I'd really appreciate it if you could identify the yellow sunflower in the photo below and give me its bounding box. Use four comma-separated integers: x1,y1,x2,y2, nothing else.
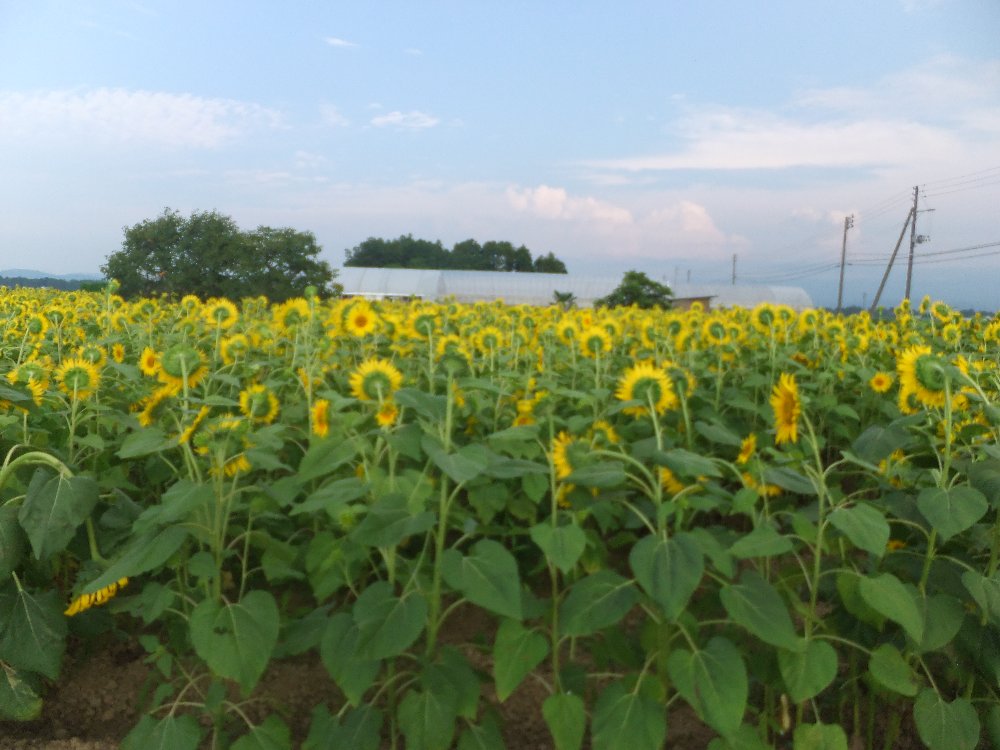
869,372,894,393
896,345,947,409
736,433,757,465
551,431,588,480
311,398,331,438
220,333,250,365
349,358,403,401
615,361,677,417
376,400,399,428
770,373,801,445
138,346,160,377
345,303,379,338
111,343,126,364
580,326,612,358
158,343,208,389
56,357,101,400
204,298,239,329
64,578,129,617
239,383,280,424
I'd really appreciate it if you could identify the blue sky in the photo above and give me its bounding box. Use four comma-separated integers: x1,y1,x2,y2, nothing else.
1,0,999,309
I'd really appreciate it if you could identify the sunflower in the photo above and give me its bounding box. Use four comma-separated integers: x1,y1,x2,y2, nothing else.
376,400,399,428
940,322,961,347
274,298,311,330
220,333,250,365
580,326,612,358
615,361,677,417
239,383,280,424
64,578,129,617
736,433,757,465
345,303,379,338
138,346,160,377
701,317,730,347
111,343,126,364
178,405,211,445
137,384,177,427
868,372,894,393
659,467,685,496
56,357,101,400
770,373,801,445
158,343,207,389
204,298,239,329
349,358,403,401
311,398,331,438
896,345,947,408
551,431,588,480
590,419,620,447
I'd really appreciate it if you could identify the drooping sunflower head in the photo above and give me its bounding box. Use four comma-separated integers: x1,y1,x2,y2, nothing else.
615,361,677,418
349,358,403,401
274,298,311,331
701,317,730,347
896,345,948,408
769,372,801,445
551,431,590,480
76,343,107,369
580,326,612,358
590,419,620,447
56,357,101,400
736,433,757,465
239,383,280,424
220,333,250,365
158,342,207,389
940,322,961,347
930,300,952,324
751,303,777,334
204,298,239,330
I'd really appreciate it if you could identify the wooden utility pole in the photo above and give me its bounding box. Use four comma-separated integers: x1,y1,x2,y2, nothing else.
870,206,915,313
904,186,919,300
836,214,854,313
731,254,737,285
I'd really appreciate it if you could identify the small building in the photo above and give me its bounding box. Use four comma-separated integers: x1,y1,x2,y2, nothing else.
335,267,814,311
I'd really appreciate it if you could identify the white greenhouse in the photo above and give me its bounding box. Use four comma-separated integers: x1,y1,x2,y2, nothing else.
334,267,814,311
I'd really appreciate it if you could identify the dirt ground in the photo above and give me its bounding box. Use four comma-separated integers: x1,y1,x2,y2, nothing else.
0,608,921,749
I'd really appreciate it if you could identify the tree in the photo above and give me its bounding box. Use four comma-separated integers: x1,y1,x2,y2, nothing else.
343,235,568,273
533,252,568,274
102,208,335,300
552,290,577,310
595,270,673,309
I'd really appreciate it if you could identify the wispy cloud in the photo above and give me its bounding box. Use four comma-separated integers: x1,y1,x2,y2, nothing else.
370,110,440,129
320,103,350,127
324,36,358,48
586,56,1000,176
404,48,423,56
0,88,283,148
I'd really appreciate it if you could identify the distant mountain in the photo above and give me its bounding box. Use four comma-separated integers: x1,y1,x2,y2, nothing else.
0,268,103,281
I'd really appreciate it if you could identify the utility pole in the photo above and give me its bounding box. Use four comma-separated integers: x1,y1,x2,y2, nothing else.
836,214,854,313
731,254,737,285
904,186,919,301
870,206,915,313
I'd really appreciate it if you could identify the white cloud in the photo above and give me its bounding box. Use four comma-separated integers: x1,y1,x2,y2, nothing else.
587,57,1000,175
506,185,632,225
370,110,440,129
404,47,423,56
324,36,358,48
0,88,282,148
320,104,350,127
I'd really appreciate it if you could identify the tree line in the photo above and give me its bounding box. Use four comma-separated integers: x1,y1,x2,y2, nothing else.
344,235,567,274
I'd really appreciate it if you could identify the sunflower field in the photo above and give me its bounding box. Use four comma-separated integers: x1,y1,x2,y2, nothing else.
0,285,999,750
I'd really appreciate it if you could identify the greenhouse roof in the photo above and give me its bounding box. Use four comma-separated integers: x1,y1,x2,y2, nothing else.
335,268,814,310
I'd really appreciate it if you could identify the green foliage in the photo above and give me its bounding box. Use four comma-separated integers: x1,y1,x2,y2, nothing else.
344,234,568,273
102,208,336,300
594,269,673,309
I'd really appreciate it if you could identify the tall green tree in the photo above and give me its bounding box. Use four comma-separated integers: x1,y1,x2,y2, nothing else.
595,270,673,309
102,209,335,300
343,235,567,273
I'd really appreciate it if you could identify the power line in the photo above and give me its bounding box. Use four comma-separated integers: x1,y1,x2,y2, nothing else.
923,177,1000,199
848,240,1000,264
921,165,1000,189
